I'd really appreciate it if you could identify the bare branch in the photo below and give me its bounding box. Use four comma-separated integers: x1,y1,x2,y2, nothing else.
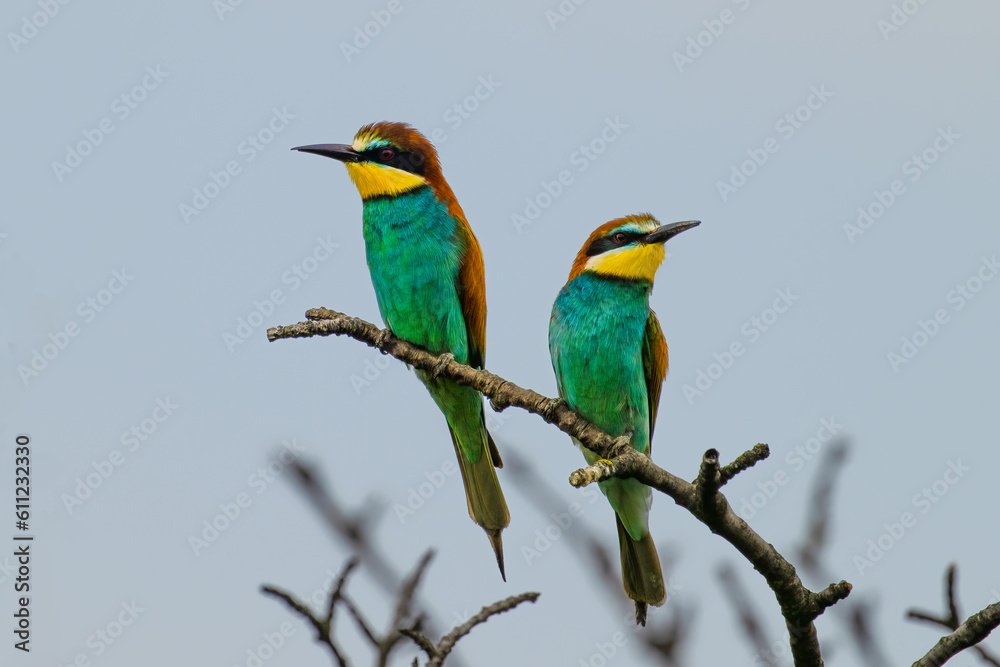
261,556,360,666
909,564,1000,667
719,443,771,486
285,458,459,657
911,602,1000,667
269,309,618,455
402,592,540,666
401,627,440,660
339,593,379,647
269,308,853,665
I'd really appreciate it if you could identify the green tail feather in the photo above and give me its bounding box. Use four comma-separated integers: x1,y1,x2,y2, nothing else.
449,426,510,580
616,515,665,625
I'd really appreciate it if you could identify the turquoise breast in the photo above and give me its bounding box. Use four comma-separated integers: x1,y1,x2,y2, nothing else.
362,186,469,363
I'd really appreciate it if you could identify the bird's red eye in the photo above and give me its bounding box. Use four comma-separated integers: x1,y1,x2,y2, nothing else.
614,232,627,243
379,148,395,161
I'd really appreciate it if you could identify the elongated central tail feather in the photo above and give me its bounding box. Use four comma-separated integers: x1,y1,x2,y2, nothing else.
449,426,510,579
616,515,665,625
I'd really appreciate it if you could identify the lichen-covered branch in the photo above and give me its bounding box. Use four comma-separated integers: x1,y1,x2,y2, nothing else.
268,308,850,666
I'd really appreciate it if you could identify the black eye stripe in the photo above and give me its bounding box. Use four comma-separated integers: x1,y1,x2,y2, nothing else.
585,231,644,257
361,145,426,176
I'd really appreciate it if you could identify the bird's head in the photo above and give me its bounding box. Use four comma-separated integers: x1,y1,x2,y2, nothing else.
568,214,700,283
293,122,441,200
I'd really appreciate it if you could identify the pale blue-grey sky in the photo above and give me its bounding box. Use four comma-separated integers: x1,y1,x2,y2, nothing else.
3,1,999,665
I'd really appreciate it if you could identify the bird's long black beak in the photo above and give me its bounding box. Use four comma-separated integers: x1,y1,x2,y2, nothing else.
644,220,701,244
291,143,362,163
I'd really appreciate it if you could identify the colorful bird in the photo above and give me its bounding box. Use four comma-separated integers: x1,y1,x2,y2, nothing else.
548,214,699,624
293,122,509,578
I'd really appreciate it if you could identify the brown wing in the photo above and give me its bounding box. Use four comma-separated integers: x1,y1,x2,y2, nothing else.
456,220,486,370
641,310,669,449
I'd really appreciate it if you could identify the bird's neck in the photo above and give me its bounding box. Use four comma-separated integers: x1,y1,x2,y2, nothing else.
561,272,652,310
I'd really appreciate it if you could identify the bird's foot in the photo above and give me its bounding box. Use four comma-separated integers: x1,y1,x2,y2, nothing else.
375,328,393,352
541,397,566,421
432,352,454,378
611,435,632,454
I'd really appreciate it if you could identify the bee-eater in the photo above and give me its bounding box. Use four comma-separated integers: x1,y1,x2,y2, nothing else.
548,214,699,624
292,122,510,578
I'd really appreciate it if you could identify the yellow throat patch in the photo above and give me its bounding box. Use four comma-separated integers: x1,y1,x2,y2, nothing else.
585,243,666,282
344,162,427,199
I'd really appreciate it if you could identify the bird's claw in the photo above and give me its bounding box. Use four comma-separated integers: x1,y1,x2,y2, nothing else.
375,328,393,352
542,397,566,421
611,435,632,453
432,352,454,378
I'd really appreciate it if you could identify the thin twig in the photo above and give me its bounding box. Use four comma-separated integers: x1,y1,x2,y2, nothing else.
402,592,540,666
286,459,455,659
261,556,360,666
